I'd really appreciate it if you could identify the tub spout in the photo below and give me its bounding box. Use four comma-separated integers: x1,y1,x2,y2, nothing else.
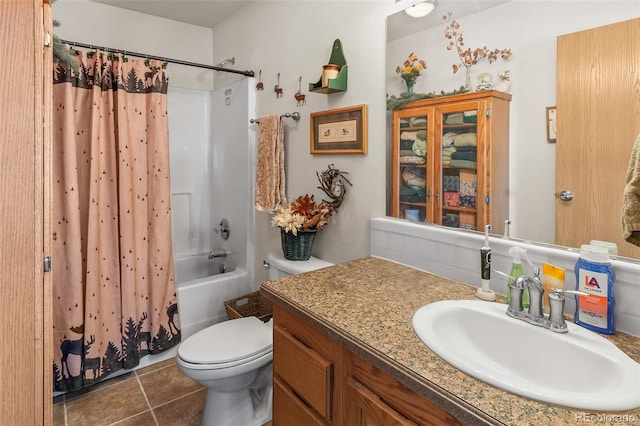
208,250,228,259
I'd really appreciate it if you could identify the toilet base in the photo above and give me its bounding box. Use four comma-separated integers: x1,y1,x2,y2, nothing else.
202,384,272,426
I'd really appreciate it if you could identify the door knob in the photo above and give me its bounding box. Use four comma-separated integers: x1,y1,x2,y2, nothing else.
559,190,573,201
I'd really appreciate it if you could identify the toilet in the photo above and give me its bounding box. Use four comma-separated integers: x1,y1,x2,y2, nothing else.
176,250,333,426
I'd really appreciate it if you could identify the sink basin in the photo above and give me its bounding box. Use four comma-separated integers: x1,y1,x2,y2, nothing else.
412,300,640,411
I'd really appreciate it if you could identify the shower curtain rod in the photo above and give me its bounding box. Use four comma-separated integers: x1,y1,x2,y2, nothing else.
60,39,255,77
250,112,301,124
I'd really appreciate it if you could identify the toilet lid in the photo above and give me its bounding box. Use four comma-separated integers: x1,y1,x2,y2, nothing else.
178,316,272,365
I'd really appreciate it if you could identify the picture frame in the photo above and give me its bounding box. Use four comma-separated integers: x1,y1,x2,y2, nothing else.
546,106,557,143
310,104,367,154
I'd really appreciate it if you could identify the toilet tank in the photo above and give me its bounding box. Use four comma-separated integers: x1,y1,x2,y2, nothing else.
267,250,333,280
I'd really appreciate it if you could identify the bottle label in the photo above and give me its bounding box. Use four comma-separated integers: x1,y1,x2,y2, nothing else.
577,268,609,329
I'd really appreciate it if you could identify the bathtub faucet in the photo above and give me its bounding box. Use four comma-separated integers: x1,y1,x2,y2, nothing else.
208,250,228,259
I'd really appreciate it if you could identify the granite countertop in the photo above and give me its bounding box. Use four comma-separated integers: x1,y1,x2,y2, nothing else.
260,256,640,426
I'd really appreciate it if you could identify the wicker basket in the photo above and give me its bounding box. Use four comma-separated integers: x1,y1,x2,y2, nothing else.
224,291,273,322
281,229,317,261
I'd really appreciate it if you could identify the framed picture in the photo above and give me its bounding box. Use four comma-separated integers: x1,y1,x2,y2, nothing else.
310,104,367,154
546,106,557,143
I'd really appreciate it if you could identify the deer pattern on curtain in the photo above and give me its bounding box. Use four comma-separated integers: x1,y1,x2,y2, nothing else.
52,51,180,392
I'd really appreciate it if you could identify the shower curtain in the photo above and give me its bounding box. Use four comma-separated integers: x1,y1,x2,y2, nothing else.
52,51,180,392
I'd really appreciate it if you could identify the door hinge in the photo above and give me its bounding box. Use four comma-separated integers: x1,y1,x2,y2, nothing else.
486,109,491,117
44,256,52,272
44,32,51,47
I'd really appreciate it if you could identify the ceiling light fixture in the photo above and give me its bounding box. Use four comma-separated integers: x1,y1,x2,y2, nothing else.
404,1,435,18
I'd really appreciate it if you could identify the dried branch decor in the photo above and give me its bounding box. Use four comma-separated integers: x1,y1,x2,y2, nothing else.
443,12,512,91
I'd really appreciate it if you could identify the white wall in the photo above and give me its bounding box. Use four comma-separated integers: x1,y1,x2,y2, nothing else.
212,1,396,284
386,1,639,246
53,0,215,91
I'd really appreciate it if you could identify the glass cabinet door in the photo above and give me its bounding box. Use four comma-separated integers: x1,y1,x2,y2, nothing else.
395,112,431,223
438,106,479,230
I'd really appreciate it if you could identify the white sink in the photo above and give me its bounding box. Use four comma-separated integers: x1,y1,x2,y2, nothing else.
412,299,640,411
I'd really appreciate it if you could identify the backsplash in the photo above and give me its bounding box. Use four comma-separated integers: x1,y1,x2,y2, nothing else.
370,217,640,337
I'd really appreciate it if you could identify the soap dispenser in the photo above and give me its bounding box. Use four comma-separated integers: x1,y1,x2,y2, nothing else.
506,247,529,307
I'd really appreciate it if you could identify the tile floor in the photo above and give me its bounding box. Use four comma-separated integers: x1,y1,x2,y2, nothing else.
53,358,207,425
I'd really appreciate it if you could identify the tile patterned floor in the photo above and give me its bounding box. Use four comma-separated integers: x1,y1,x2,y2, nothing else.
53,358,207,426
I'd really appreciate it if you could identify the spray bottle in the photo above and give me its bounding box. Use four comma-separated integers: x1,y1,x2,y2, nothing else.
506,247,525,305
476,225,496,301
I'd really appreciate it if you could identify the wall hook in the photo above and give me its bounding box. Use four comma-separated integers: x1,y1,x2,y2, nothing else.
274,72,283,98
295,76,306,107
256,69,264,90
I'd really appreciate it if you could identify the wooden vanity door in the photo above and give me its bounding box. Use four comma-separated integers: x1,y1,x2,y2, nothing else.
556,18,640,258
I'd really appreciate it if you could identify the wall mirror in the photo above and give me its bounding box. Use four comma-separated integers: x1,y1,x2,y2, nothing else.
386,2,640,261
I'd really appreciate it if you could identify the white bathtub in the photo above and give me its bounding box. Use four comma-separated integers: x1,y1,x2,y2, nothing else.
174,254,253,339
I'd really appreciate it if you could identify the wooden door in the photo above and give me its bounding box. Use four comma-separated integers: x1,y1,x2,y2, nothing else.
556,18,640,259
0,0,52,423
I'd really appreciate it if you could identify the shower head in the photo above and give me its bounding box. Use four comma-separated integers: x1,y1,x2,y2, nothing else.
217,57,235,67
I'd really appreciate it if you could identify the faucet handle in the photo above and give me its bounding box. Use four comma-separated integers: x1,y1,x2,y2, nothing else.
548,289,588,333
550,288,588,299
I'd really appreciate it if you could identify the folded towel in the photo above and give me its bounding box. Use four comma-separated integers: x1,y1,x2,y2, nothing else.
412,138,426,156
400,131,418,141
443,132,457,146
449,159,477,169
445,113,464,125
442,175,460,192
411,117,427,127
453,133,477,147
444,192,460,207
400,185,426,202
623,133,640,246
460,180,477,196
403,167,426,189
416,130,427,140
451,151,476,161
400,155,426,164
453,146,477,153
255,115,286,212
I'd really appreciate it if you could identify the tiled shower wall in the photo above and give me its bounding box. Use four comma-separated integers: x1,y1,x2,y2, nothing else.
370,217,640,337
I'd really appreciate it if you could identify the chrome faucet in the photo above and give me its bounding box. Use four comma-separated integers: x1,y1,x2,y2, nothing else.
208,249,228,259
506,268,587,333
506,268,546,327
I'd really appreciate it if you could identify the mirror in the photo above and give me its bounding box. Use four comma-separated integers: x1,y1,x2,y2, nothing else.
386,1,640,260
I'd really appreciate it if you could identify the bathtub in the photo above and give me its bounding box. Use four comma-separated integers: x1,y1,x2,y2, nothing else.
174,253,253,340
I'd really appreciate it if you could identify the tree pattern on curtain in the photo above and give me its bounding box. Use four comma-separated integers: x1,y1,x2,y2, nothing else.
52,51,179,392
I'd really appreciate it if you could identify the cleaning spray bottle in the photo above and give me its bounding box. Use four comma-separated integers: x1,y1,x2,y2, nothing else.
476,225,496,301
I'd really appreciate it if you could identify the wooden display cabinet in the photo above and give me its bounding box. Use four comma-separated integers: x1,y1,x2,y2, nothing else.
391,91,511,235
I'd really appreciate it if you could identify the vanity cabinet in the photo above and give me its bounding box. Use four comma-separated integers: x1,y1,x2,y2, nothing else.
391,91,511,235
271,304,464,426
272,305,340,425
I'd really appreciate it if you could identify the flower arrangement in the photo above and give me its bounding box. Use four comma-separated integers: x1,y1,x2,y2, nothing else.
443,12,512,91
271,164,352,236
395,52,427,87
271,195,335,235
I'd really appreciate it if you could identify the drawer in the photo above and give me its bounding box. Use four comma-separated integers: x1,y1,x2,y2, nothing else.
273,325,333,420
273,375,325,426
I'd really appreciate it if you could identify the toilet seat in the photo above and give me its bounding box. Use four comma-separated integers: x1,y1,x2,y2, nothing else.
177,316,272,370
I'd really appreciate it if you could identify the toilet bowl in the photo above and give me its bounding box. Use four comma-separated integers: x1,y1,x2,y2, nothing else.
176,251,333,426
